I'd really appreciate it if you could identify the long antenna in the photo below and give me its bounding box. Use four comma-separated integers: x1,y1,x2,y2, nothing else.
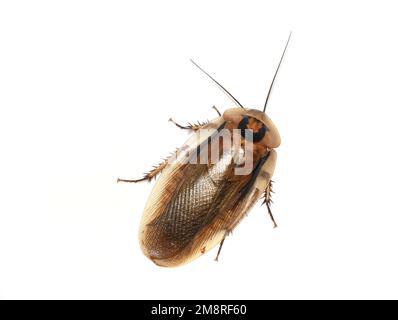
263,32,292,112
190,59,244,108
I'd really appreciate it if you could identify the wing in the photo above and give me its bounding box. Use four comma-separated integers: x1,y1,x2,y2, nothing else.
139,118,276,267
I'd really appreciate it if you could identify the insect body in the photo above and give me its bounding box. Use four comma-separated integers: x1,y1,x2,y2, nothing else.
118,34,291,267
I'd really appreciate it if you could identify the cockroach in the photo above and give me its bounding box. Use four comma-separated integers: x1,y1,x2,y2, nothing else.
118,34,291,267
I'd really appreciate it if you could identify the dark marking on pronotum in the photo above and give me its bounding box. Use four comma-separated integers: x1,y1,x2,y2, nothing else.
238,116,268,142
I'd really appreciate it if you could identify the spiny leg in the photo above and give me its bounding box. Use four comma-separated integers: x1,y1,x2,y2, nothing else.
169,105,220,131
117,149,177,183
262,180,278,228
117,161,167,183
168,118,208,131
214,237,226,262
168,118,192,130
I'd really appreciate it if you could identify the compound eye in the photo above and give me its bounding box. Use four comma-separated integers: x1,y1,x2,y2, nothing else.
238,116,268,142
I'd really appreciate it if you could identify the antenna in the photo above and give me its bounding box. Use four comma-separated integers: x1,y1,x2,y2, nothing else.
190,59,244,108
263,32,292,112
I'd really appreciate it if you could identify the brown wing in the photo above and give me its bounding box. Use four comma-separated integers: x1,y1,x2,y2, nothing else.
138,119,272,267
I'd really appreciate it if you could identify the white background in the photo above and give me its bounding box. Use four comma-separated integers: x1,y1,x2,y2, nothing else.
1,0,398,299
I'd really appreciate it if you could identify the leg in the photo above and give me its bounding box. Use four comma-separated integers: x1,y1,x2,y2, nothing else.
262,180,278,228
212,105,221,116
214,237,226,262
253,149,278,228
117,161,167,183
117,149,177,183
169,106,220,131
169,118,208,131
